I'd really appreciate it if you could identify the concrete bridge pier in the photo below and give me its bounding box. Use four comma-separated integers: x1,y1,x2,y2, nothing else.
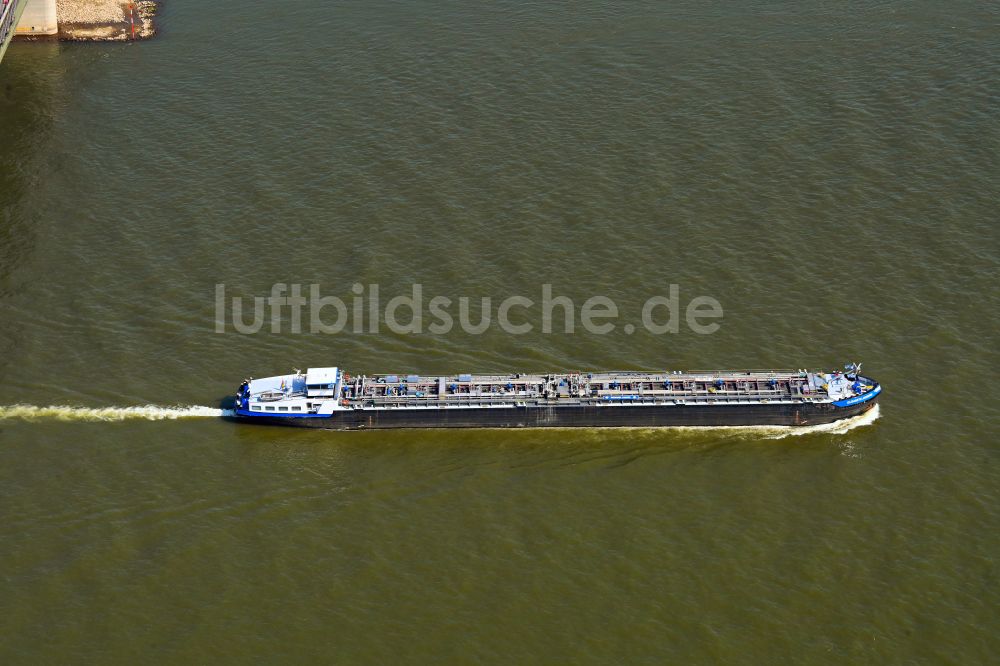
16,0,57,36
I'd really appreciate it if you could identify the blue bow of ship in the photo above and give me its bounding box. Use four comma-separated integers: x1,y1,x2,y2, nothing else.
230,362,881,430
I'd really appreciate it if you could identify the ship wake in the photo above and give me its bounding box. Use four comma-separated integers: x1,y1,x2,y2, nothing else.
0,403,879,435
763,403,880,439
0,405,233,422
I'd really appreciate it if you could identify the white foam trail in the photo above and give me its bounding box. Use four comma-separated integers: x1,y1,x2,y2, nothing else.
544,404,881,438
0,403,879,435
764,403,880,439
0,405,233,422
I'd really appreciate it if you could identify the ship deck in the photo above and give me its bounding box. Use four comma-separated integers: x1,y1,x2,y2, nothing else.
338,369,847,409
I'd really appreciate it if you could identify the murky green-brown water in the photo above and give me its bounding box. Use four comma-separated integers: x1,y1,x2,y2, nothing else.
1,1,998,662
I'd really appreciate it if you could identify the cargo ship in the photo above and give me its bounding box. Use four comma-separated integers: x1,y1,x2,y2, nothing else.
231,363,881,430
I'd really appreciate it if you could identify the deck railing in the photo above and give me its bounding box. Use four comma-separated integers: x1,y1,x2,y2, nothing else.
353,390,822,409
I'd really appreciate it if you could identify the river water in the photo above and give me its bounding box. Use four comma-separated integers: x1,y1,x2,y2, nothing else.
1,1,998,662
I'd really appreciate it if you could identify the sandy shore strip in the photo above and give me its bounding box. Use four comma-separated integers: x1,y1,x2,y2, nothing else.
56,0,158,40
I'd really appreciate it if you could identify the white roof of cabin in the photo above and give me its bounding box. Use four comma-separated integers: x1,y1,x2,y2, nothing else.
306,367,339,386
248,373,299,395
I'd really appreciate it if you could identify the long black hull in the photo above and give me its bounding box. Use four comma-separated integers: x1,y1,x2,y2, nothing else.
232,397,877,430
